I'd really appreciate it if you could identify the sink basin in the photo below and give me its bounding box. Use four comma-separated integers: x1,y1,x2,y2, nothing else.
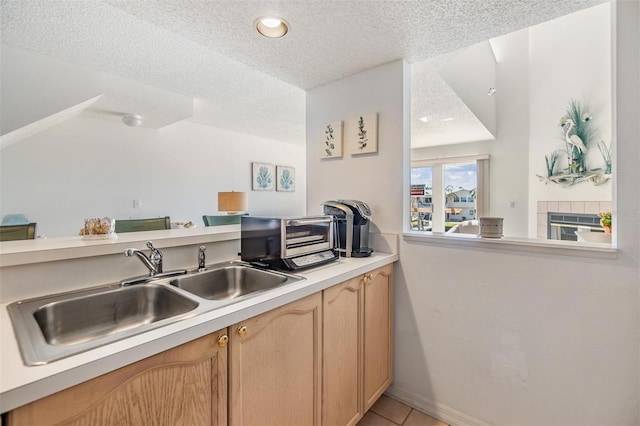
8,283,199,365
33,285,198,346
7,262,303,366
170,264,300,300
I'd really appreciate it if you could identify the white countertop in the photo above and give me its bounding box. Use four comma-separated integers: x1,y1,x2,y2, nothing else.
0,226,241,267
0,252,397,413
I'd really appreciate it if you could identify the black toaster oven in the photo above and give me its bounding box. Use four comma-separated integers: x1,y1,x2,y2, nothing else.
240,216,337,270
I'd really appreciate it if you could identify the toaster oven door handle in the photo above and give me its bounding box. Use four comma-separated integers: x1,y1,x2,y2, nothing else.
287,218,330,226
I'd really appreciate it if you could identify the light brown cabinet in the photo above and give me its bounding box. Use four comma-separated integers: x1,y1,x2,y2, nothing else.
322,264,394,426
363,265,393,411
7,331,228,426
7,264,393,426
322,275,364,426
229,292,322,426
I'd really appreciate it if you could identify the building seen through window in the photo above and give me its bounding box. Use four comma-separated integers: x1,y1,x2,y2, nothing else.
411,162,478,232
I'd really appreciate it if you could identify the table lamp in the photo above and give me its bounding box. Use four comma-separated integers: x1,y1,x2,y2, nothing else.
218,191,248,214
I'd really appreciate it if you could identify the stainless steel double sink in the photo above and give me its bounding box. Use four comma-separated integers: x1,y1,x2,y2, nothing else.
7,262,303,366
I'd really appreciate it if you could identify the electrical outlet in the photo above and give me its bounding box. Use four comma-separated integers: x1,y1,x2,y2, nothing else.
133,199,142,209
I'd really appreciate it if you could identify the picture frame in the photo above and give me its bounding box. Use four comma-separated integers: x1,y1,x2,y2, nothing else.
276,166,296,192
320,120,343,159
346,112,378,155
252,162,275,191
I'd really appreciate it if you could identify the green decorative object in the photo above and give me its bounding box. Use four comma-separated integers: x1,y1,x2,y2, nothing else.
545,151,560,177
321,120,343,158
324,124,336,157
598,140,612,174
599,211,612,233
357,116,368,150
348,113,378,155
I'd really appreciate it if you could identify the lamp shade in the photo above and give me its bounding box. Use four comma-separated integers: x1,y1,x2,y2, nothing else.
218,191,248,214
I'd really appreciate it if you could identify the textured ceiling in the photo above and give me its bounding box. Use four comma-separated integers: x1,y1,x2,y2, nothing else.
106,0,605,91
412,48,495,148
1,0,605,146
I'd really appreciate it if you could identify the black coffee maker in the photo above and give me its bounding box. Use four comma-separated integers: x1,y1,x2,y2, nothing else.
322,199,373,258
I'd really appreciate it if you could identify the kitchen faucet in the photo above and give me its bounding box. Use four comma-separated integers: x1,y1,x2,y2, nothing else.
122,241,187,286
125,241,163,276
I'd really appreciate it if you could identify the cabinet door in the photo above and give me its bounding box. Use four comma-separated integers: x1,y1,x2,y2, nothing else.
322,276,364,426
363,264,394,411
229,293,322,426
8,331,228,426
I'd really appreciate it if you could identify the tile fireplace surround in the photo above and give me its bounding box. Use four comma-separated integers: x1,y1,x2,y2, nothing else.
537,200,612,239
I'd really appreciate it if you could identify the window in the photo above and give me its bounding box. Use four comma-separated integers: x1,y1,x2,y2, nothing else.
410,167,433,231
410,155,489,233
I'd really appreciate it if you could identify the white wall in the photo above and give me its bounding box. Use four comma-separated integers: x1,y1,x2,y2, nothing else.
487,28,531,238
0,117,306,237
307,1,639,424
527,3,613,236
305,60,410,232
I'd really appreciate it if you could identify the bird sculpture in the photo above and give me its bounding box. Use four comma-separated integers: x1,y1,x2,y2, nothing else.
562,118,586,153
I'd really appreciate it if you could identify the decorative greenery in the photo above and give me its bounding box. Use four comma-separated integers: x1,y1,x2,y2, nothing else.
545,151,560,177
598,140,612,174
357,116,368,149
537,99,612,187
324,124,335,157
599,211,611,227
256,166,273,189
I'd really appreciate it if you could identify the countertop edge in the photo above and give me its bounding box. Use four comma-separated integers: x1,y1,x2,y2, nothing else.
0,226,241,267
0,252,398,413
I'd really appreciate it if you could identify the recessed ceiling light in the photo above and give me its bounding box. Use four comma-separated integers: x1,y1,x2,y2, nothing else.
441,117,455,122
255,16,289,38
419,116,429,123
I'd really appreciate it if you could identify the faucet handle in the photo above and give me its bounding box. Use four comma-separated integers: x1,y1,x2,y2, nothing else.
198,246,206,271
146,241,163,273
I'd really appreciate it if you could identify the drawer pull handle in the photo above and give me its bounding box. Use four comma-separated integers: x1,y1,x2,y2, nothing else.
237,325,248,337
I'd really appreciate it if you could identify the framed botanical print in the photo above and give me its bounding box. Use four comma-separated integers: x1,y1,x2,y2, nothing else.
252,162,275,191
276,165,295,192
320,120,343,159
347,112,378,155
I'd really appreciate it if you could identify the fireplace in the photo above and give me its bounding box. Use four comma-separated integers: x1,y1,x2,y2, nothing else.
547,212,604,241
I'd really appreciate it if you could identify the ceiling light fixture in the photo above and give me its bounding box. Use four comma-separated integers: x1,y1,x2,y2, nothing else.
255,16,289,38
419,116,429,123
441,117,455,122
122,114,142,127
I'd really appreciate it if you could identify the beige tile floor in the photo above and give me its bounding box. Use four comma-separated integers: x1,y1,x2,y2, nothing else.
357,395,448,426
